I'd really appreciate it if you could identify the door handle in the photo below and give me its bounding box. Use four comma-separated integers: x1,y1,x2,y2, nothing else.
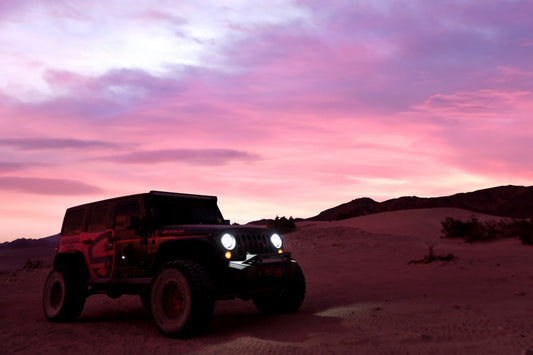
82,239,93,244
107,236,119,242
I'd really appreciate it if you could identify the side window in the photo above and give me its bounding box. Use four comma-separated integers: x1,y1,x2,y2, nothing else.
114,200,141,229
62,209,84,235
87,205,109,233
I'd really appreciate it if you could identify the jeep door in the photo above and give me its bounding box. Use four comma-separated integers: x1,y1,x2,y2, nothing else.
85,203,114,278
112,199,149,277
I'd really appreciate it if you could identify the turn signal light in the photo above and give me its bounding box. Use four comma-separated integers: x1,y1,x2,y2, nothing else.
278,249,283,254
225,251,232,259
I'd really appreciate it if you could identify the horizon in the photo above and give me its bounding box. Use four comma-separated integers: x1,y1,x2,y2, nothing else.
2,184,529,243
1,1,532,242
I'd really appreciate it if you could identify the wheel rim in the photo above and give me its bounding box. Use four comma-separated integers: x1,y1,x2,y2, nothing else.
162,283,184,318
50,281,63,309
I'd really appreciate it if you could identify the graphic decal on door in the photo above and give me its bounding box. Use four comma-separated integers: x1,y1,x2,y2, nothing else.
88,231,114,277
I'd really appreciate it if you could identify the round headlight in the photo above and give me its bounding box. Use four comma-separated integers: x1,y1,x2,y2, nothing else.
270,233,283,249
221,233,236,250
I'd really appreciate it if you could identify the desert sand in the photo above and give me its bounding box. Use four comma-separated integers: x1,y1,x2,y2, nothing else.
1,208,532,354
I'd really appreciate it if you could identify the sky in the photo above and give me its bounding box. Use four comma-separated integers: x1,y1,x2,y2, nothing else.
0,0,532,242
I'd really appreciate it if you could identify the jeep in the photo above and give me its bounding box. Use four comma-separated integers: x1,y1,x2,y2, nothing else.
42,191,305,337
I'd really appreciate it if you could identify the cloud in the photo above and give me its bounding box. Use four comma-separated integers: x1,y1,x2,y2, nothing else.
0,176,104,195
1,0,532,243
0,162,27,173
101,148,260,165
409,89,533,178
0,138,118,150
0,0,310,103
43,68,187,100
0,0,34,20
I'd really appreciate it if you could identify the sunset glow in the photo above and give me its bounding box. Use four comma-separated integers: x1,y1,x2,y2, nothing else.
1,0,532,241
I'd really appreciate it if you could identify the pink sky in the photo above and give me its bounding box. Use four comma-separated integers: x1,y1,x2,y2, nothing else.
1,1,532,242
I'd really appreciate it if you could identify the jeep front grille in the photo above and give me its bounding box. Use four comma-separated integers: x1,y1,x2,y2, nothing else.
236,233,275,255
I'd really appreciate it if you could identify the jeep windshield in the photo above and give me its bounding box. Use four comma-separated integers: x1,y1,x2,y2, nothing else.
147,195,225,226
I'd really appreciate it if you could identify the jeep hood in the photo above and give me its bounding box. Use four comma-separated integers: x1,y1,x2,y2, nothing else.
157,224,274,237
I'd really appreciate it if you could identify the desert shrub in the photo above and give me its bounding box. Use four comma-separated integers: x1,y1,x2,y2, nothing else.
268,216,296,234
441,216,493,241
507,219,533,245
408,246,457,264
22,259,43,270
441,217,474,239
442,217,533,244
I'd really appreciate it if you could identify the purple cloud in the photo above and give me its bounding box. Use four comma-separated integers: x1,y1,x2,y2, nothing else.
0,162,27,173
0,0,34,20
101,149,260,166
0,138,117,150
0,176,103,195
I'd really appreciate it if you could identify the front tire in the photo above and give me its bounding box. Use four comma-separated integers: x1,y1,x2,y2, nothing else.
150,260,214,338
43,265,86,322
253,262,306,314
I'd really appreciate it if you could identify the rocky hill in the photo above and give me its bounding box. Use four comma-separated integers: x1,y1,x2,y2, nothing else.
0,234,58,273
309,185,533,221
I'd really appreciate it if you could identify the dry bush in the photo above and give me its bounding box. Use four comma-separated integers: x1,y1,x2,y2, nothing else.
441,217,533,245
22,259,43,270
267,216,296,234
409,246,457,265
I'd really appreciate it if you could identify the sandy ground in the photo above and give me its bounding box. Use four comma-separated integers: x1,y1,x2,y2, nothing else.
1,208,532,354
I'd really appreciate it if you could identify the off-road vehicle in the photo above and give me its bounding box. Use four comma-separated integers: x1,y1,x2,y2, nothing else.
43,191,305,337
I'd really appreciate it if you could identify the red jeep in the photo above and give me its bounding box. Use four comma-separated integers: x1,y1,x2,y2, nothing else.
42,191,305,337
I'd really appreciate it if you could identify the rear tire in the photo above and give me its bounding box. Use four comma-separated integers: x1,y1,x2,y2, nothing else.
253,262,306,314
43,265,86,322
150,260,214,338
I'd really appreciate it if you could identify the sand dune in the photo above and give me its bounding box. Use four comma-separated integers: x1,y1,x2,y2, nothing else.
311,207,513,240
1,208,532,354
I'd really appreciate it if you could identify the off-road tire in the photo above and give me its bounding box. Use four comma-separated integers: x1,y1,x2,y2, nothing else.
252,262,306,314
150,260,215,338
43,265,86,322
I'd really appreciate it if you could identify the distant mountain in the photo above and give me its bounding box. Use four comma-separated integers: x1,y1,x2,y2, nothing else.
0,234,58,273
309,185,533,221
0,234,59,250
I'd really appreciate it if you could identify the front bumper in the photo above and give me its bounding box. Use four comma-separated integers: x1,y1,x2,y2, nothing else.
217,252,300,299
